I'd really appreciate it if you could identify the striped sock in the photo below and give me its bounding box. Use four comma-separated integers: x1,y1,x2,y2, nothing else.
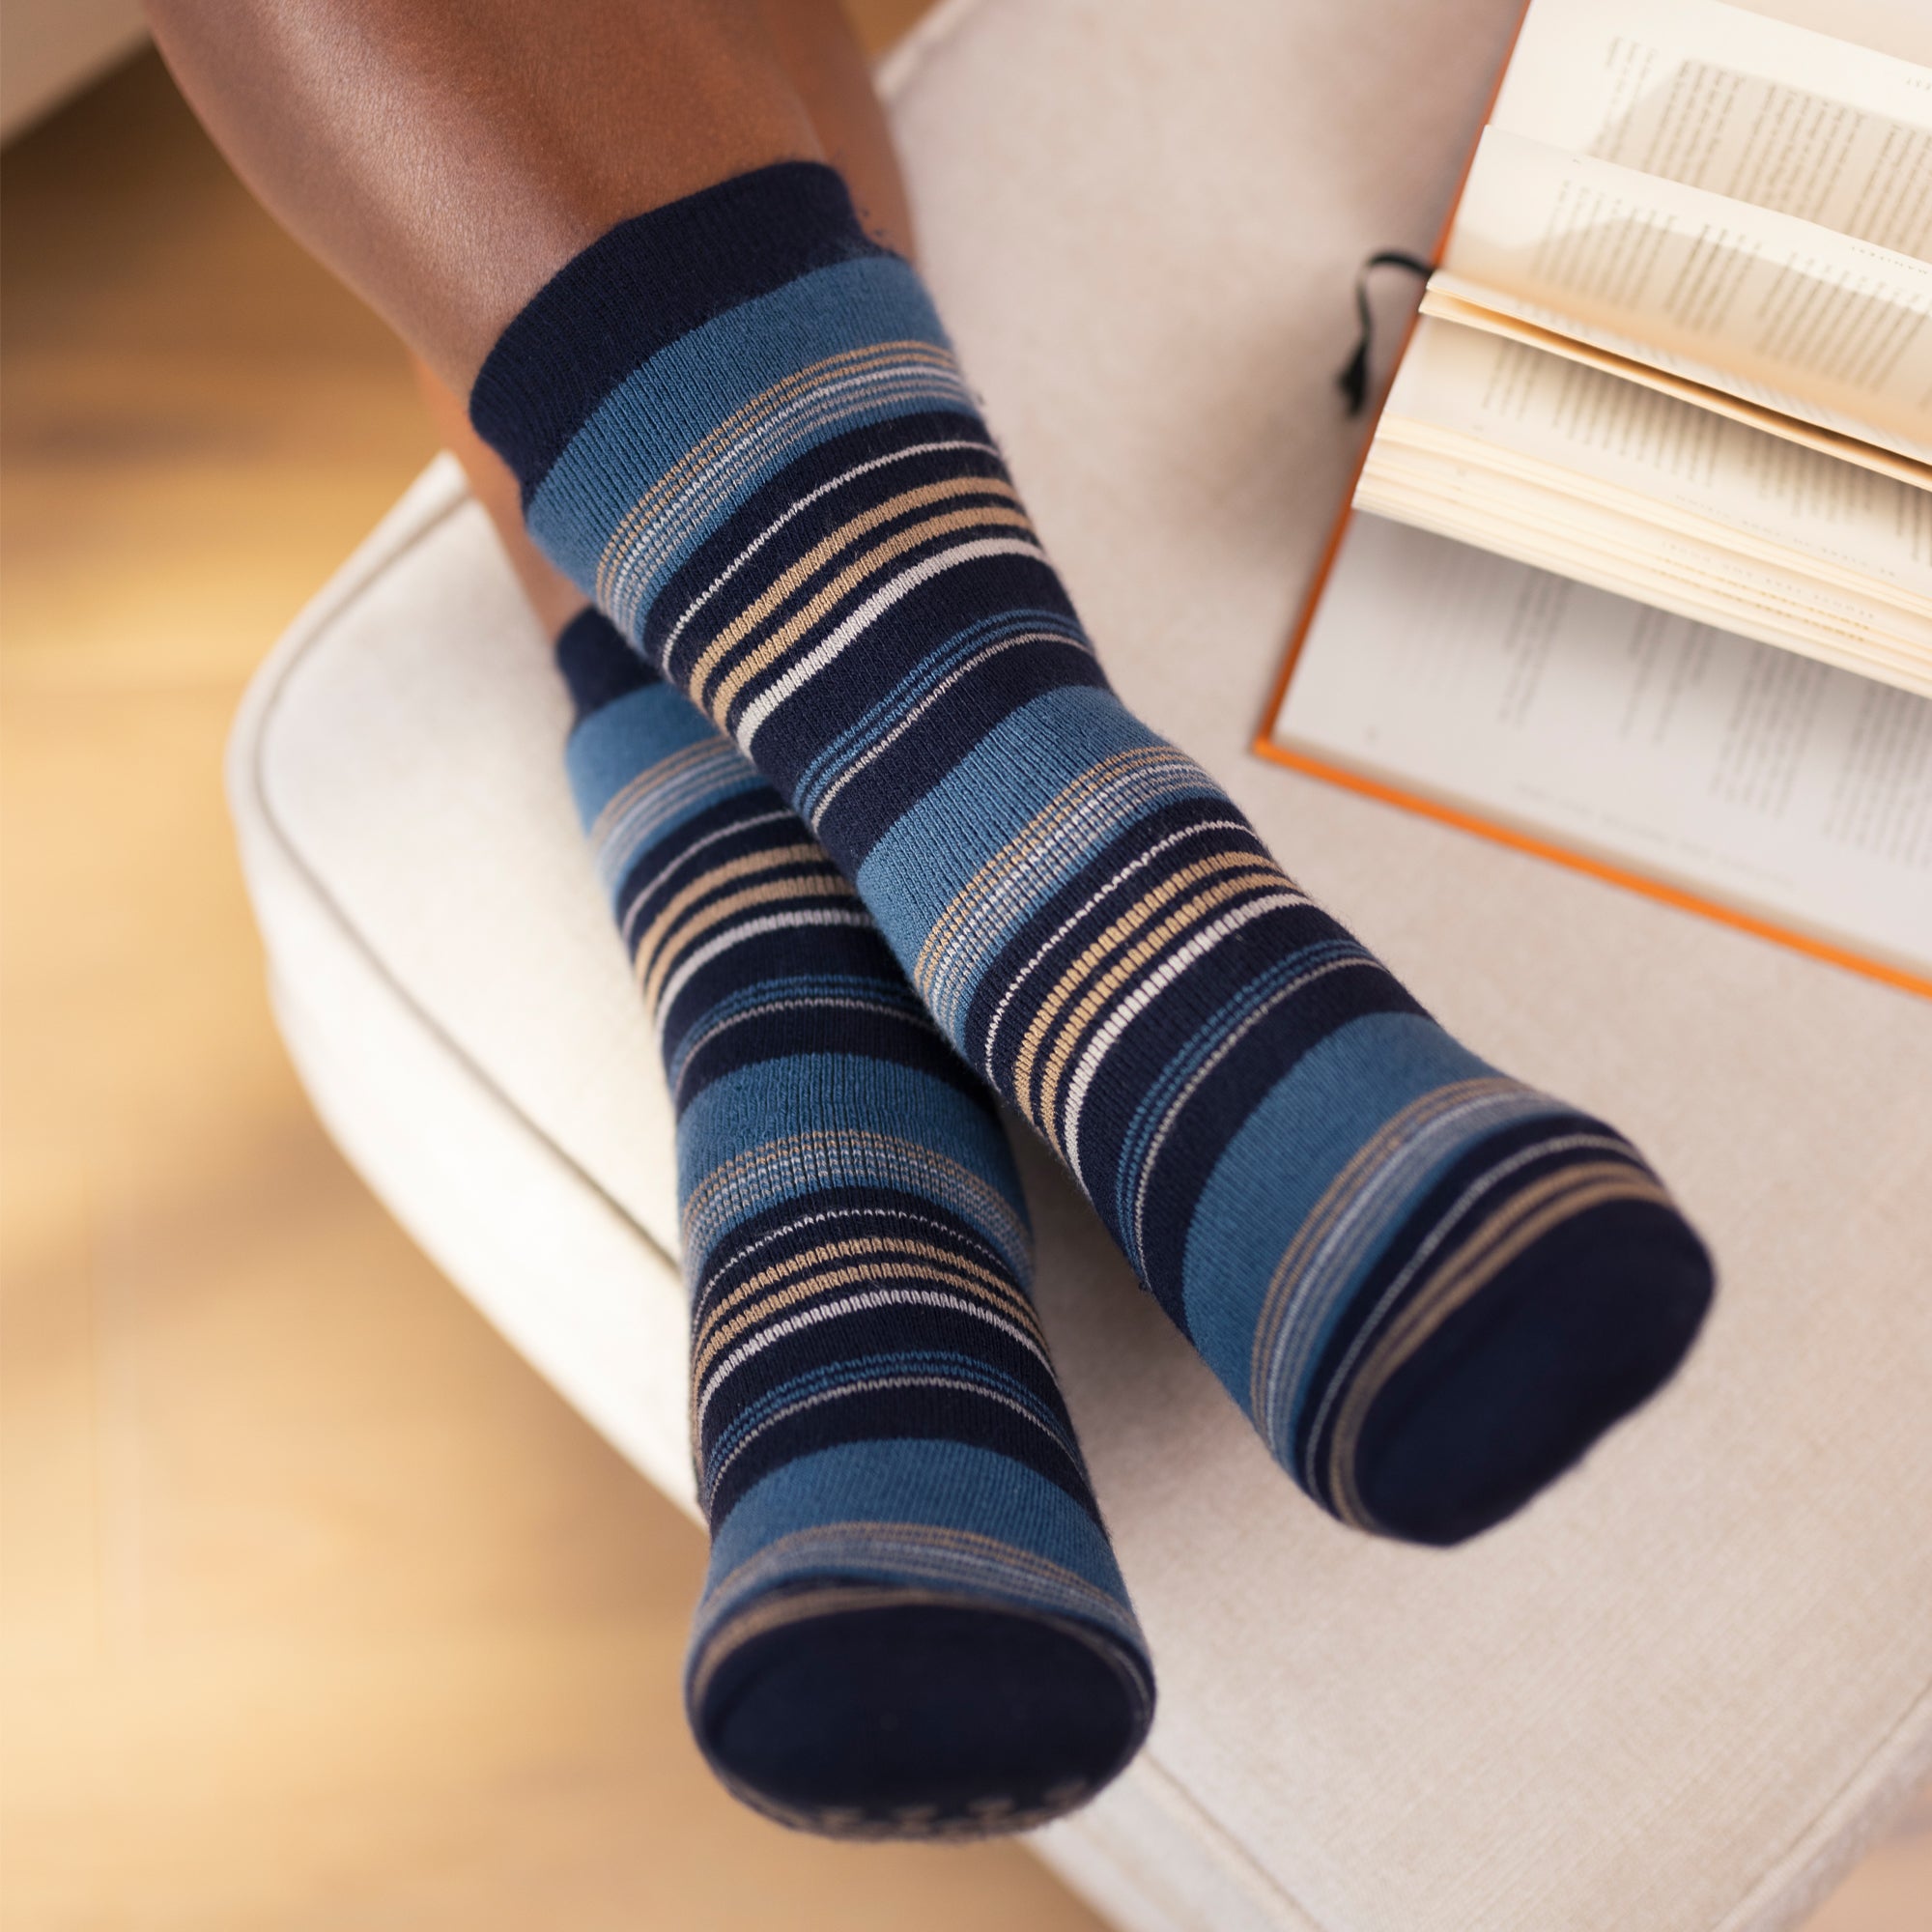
556,608,1153,1837
485,163,1716,1547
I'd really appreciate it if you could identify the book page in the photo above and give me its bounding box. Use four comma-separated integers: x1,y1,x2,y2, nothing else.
1440,129,1932,461
1354,449,1932,690
1418,285,1932,486
1378,318,1932,604
1728,0,1932,70
1493,0,1932,259
1272,514,1932,978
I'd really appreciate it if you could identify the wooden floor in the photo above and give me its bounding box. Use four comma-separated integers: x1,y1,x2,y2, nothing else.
0,22,1924,1932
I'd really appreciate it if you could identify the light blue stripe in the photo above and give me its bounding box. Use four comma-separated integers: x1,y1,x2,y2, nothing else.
1109,937,1372,1273
1179,1013,1498,1417
702,1437,1128,1605
528,255,952,610
677,1054,1028,1275
791,609,1090,822
854,685,1203,989
563,682,721,827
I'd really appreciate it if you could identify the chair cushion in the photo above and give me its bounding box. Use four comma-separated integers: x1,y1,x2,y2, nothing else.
230,2,1932,1927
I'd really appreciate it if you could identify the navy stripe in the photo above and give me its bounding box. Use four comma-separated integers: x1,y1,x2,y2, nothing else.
473,162,887,500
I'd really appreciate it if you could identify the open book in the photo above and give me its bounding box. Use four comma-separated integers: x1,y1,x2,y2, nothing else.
1370,0,1932,694
1261,0,1932,998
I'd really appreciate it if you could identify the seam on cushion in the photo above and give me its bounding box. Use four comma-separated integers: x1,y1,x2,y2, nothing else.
1717,1677,1932,1932
1125,1755,1330,1932
236,469,681,1279
876,0,997,100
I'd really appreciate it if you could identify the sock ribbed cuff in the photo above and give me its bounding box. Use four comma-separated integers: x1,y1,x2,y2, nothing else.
475,162,886,500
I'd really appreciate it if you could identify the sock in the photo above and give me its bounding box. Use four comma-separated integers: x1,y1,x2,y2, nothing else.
484,164,1716,1547
555,608,1153,1837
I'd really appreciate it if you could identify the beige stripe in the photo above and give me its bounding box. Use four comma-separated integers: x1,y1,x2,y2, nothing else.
639,872,854,1017
691,1236,1043,1383
1325,1162,1675,1528
681,474,1019,702
912,746,1189,1011
688,1265,1027,1440
701,503,1036,725
1011,857,1285,1143
588,735,729,850
633,843,839,1006
594,341,958,607
1246,1078,1523,1423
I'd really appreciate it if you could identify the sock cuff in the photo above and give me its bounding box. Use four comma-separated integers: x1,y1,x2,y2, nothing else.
554,606,660,722
471,160,888,497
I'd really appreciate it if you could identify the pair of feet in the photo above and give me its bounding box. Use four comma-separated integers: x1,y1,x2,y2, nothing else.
517,163,1713,1837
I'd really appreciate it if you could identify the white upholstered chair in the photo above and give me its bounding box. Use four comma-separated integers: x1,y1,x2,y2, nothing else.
226,2,1932,1926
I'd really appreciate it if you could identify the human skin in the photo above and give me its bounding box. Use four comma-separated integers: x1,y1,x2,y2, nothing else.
141,0,904,390
400,0,916,636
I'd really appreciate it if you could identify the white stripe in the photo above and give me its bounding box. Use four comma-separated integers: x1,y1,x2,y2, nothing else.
805,630,1078,832
694,1288,1051,1432
1060,894,1308,1179
614,805,795,944
653,438,997,667
922,754,1210,1031
605,365,964,616
683,1146,1032,1284
735,538,1048,749
652,907,871,1033
609,806,794,927
976,819,1249,1068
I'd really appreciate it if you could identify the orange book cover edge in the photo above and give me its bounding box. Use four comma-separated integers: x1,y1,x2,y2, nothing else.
1250,0,1932,1006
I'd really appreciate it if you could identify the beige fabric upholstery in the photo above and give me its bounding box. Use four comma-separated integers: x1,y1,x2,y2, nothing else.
229,2,1932,1926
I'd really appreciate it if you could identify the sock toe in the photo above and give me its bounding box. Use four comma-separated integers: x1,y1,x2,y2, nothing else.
692,1598,1152,1838
1350,1200,1715,1546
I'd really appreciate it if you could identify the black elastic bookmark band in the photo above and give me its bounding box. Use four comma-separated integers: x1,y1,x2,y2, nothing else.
1336,251,1435,416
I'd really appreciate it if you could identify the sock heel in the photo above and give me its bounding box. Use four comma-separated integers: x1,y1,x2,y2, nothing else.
691,1591,1152,1836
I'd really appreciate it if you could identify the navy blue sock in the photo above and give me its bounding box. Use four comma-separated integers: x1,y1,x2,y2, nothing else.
558,610,1153,1836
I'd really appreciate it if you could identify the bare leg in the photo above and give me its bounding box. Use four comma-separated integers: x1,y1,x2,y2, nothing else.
411,0,913,627
143,0,830,385
756,0,913,258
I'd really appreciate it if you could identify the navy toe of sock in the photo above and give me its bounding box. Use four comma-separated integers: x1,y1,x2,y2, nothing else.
1351,1199,1715,1547
692,1599,1152,1838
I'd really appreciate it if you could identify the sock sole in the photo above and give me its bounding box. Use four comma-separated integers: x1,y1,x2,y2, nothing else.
691,1591,1152,1838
